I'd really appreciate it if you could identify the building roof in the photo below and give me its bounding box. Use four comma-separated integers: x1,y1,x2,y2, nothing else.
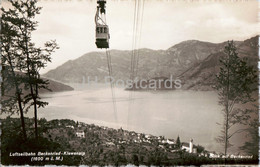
182,142,189,147
181,142,198,148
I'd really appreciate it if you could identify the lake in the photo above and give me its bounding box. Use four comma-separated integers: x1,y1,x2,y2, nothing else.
14,84,245,153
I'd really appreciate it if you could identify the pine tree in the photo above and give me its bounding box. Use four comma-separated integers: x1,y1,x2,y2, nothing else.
215,41,257,156
176,135,181,149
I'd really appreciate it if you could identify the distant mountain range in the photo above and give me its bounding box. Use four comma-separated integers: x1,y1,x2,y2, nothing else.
43,36,258,91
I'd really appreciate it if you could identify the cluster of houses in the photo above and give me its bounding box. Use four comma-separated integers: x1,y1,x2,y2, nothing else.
71,124,198,154
63,123,253,159
65,124,85,138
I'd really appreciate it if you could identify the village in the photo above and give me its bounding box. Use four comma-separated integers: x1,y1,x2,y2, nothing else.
1,117,256,166
48,119,253,160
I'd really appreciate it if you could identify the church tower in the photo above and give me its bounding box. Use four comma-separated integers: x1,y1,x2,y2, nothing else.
189,139,193,153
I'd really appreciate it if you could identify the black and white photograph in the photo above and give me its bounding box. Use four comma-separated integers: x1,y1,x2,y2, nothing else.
0,0,259,166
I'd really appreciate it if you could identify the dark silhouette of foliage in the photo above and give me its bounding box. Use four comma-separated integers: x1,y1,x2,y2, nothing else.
240,107,259,159
132,154,139,166
1,118,81,166
176,135,181,149
196,144,205,153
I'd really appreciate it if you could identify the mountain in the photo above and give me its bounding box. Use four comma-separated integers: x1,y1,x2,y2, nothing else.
1,72,74,97
43,40,227,83
179,36,259,91
43,36,258,91
40,78,74,93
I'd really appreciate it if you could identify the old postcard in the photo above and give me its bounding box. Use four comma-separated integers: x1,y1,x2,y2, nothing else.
0,0,259,166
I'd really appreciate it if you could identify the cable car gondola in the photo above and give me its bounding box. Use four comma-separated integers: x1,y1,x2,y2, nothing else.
95,0,110,49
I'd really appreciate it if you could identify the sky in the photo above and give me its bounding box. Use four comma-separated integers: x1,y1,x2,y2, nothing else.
3,0,260,73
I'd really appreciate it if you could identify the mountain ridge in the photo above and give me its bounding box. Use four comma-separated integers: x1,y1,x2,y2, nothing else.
43,36,258,91
179,36,258,91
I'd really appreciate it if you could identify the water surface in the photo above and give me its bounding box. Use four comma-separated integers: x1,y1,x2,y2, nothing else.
32,84,226,152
